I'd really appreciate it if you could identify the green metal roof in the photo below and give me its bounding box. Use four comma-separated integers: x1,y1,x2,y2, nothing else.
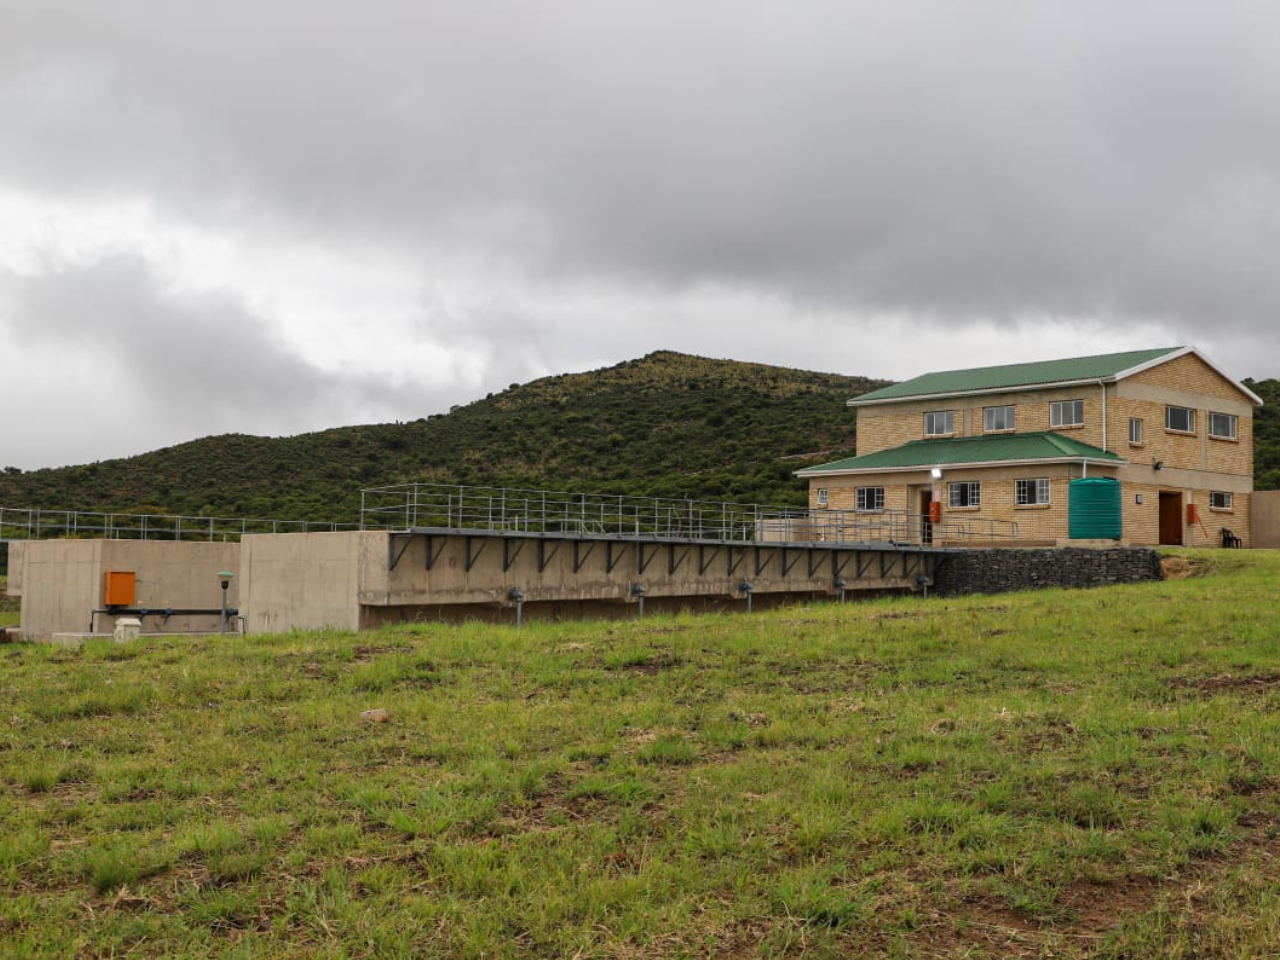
796,431,1127,476
851,347,1186,404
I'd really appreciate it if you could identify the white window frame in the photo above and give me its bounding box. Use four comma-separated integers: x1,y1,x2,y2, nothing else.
924,410,954,437
984,405,1015,432
1129,418,1143,445
856,486,885,512
1015,478,1051,506
1166,405,1196,433
1209,412,1238,440
815,488,829,507
1209,491,1233,510
1050,399,1084,428
948,481,981,508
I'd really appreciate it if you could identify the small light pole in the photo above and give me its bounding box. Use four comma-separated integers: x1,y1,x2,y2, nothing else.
217,570,234,635
631,582,646,619
509,587,525,628
739,579,754,614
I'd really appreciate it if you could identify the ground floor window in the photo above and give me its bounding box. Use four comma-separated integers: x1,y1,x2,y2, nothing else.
948,481,980,508
1209,491,1234,510
856,486,885,511
1016,478,1051,505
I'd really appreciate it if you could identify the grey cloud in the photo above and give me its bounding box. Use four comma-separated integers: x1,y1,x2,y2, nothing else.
0,255,449,466
0,2,1277,389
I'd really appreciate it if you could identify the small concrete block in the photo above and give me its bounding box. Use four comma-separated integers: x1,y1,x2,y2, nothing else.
113,618,143,644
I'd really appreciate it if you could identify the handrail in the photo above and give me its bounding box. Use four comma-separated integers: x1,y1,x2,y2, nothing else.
0,506,360,543
359,483,1021,546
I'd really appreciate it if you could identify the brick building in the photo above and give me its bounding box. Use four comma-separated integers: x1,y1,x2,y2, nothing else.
797,347,1260,547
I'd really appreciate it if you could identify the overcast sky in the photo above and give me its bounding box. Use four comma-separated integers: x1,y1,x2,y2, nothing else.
2,1,1278,470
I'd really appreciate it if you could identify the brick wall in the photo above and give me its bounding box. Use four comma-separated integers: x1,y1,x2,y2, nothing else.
932,547,1164,597
1129,354,1251,401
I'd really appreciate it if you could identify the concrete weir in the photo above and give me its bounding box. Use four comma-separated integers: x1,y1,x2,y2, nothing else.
241,529,940,631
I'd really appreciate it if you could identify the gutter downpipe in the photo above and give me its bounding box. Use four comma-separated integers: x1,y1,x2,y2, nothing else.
1098,380,1108,453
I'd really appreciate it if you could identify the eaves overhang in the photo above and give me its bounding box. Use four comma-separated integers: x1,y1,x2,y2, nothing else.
797,455,1129,479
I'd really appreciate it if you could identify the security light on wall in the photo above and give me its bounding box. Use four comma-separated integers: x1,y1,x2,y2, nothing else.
930,467,943,479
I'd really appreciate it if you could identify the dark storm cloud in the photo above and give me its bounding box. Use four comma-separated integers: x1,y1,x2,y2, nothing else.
4,0,1280,341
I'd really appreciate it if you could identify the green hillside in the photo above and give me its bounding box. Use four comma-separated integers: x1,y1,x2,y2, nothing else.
1244,378,1280,490
2,357,1275,536
0,352,884,523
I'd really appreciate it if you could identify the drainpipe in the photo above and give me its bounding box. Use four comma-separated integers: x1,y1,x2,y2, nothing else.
1096,380,1108,453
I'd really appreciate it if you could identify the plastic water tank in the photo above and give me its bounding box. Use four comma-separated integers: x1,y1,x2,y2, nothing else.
1069,477,1122,539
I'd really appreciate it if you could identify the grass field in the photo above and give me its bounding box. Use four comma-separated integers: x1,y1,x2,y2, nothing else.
3,549,1280,958
0,576,18,628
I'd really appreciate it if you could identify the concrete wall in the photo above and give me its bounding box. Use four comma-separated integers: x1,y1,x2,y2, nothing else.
1252,490,1280,549
357,532,921,617
933,547,1164,597
18,539,239,639
7,542,25,596
239,531,371,633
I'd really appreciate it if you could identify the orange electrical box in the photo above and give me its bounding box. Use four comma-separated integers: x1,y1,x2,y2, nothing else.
928,501,942,523
104,571,136,607
1187,503,1201,525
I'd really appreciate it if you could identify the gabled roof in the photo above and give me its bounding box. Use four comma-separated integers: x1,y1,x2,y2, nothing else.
850,346,1262,406
796,431,1128,477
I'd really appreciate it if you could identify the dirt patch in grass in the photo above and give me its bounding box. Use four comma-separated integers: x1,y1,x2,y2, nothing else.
1172,672,1280,695
1161,555,1213,580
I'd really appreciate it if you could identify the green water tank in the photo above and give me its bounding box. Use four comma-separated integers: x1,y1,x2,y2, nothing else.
1069,477,1122,539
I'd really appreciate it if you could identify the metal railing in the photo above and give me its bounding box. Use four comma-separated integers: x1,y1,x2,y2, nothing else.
0,506,360,543
360,483,1020,547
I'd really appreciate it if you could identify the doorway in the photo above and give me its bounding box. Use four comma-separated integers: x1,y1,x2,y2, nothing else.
919,489,934,545
1159,491,1183,545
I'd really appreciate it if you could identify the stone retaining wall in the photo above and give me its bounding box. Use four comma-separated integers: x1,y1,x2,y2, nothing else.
932,548,1163,598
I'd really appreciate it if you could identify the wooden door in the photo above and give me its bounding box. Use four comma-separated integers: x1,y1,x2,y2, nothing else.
1159,491,1183,545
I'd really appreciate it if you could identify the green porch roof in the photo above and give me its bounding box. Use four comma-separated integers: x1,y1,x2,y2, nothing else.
851,347,1185,404
796,431,1127,476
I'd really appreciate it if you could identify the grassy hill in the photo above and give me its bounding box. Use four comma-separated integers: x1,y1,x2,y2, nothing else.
0,352,883,524
1244,378,1280,490
4,549,1280,957
2,357,1276,537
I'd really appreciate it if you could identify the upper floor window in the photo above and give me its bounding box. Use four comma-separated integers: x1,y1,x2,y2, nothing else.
1050,400,1084,428
948,481,980,508
815,488,829,508
924,410,954,437
984,405,1015,432
1209,491,1234,510
1209,412,1238,440
1166,405,1196,434
1016,478,1051,506
856,486,884,511
1129,418,1143,445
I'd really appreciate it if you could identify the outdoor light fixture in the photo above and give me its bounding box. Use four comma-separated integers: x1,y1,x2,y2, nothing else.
931,467,943,480
1153,460,1163,471
631,583,647,618
217,570,234,636
508,587,526,628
